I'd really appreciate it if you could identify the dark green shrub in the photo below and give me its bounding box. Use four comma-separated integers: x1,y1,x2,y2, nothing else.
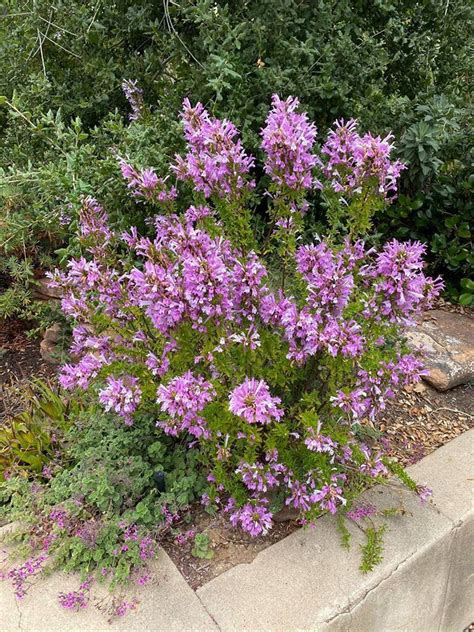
1,0,472,316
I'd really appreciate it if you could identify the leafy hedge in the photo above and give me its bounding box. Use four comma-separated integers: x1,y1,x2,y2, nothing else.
1,0,472,320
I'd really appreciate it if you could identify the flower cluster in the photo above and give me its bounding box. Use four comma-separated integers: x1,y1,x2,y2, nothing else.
4,554,48,599
99,375,142,425
79,196,112,254
156,372,215,438
229,378,283,425
122,79,145,121
48,95,441,541
261,94,317,191
120,160,177,204
321,118,406,200
58,578,92,611
173,98,255,197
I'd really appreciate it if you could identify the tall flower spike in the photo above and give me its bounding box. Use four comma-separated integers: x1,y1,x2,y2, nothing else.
173,99,255,198
261,94,317,191
122,79,145,121
321,118,406,200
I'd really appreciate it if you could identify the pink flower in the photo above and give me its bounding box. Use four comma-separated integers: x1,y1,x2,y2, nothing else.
229,378,283,425
98,375,142,425
173,99,255,198
321,118,406,201
230,503,273,537
261,94,317,191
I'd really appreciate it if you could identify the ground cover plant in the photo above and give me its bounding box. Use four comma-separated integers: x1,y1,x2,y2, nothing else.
0,96,442,613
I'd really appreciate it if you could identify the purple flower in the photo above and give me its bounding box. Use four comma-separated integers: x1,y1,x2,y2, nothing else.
359,445,388,478
156,371,215,438
230,503,273,537
7,554,48,600
305,422,337,455
58,589,89,611
236,461,284,493
59,353,106,391
261,94,317,191
296,242,354,316
416,485,432,504
361,239,443,324
285,479,313,512
122,79,145,121
98,375,142,424
173,99,255,198
114,599,138,617
321,118,406,201
346,503,377,521
311,475,347,514
78,196,112,254
120,160,177,204
229,378,283,425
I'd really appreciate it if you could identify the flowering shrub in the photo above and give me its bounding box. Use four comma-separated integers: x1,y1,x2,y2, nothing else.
47,95,441,545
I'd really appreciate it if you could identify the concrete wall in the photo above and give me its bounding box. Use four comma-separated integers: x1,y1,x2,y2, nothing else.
197,429,473,631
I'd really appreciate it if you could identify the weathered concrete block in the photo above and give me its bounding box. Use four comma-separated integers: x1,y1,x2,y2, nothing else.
197,495,453,631
0,549,218,632
197,429,474,632
409,428,473,523
439,511,474,632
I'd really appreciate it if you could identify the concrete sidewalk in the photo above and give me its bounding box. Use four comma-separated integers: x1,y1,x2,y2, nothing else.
1,429,472,631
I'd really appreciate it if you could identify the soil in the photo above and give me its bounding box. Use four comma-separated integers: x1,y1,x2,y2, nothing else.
378,381,473,466
162,507,297,591
0,319,56,422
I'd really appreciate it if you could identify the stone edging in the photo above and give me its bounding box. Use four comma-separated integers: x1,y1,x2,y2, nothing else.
1,430,472,631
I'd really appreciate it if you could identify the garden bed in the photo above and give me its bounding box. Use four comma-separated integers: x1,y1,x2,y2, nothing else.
1,314,472,589
0,319,55,423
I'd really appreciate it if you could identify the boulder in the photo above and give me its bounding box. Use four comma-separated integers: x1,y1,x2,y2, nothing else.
39,323,62,365
407,309,474,391
31,277,62,301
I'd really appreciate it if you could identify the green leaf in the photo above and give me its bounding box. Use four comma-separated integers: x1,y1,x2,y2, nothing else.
459,293,473,306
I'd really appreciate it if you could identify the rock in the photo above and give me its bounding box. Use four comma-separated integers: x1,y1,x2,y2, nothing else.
31,277,62,301
39,323,62,365
273,506,300,523
407,309,474,391
43,323,61,343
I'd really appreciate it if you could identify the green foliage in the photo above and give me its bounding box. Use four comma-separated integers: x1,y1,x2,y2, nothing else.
0,405,207,583
336,511,351,550
0,380,70,479
380,96,473,300
1,0,472,321
191,533,214,560
384,459,419,493
360,524,386,574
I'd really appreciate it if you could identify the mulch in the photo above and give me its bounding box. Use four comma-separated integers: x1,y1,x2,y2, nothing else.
0,319,56,422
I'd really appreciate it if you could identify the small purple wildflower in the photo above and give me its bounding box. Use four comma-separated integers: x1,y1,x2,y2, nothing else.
122,79,145,121
230,503,273,537
229,378,283,425
261,94,317,191
346,503,377,521
98,375,142,425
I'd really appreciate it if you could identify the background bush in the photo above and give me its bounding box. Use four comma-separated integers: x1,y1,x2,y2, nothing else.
1,0,472,321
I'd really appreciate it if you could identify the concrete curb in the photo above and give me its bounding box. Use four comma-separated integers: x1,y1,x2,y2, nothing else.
1,430,472,631
197,429,473,632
